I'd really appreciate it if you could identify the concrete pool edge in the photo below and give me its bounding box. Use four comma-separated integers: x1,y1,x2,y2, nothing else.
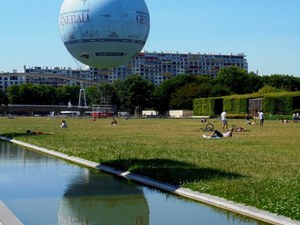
1,137,299,225
0,201,24,225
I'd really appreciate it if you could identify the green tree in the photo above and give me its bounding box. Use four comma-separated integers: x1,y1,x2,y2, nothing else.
112,79,125,111
153,74,199,113
115,74,154,114
170,84,206,109
86,86,100,105
209,82,231,97
262,74,300,91
98,82,117,105
257,85,282,94
7,84,58,104
7,85,20,104
44,85,59,105
56,85,80,105
216,66,249,94
18,84,35,104
244,72,264,93
169,77,215,109
0,90,8,105
32,85,57,105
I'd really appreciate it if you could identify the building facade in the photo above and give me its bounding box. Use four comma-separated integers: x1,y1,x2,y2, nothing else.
126,51,248,85
0,51,247,91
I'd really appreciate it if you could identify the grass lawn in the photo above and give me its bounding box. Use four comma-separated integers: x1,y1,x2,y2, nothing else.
0,116,299,221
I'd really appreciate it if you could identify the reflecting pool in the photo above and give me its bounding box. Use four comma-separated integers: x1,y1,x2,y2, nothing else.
0,141,270,225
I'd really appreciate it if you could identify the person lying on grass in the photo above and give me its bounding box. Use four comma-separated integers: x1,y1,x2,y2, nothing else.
202,128,233,138
26,130,53,135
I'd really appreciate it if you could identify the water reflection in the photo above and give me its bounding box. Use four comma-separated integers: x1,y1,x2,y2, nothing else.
0,141,149,225
59,170,149,225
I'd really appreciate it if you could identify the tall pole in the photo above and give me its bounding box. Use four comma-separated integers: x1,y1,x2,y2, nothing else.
78,81,87,108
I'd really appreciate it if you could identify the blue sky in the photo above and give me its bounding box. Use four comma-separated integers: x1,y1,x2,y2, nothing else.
1,0,299,76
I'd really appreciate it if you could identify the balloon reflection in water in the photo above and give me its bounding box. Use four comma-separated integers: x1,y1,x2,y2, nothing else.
58,169,149,225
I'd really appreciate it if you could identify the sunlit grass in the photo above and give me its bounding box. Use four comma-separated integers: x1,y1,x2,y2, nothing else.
0,116,299,220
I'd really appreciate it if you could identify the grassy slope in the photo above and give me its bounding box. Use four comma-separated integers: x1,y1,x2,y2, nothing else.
0,117,299,220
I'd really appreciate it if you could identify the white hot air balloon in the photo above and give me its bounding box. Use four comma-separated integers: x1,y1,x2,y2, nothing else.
59,0,150,69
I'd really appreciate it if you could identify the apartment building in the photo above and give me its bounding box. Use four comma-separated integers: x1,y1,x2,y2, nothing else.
93,51,247,85
126,51,248,85
0,51,247,90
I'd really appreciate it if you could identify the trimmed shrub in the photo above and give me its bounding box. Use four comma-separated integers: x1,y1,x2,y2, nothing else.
227,114,251,119
193,97,221,116
194,92,300,116
263,92,300,115
223,97,248,114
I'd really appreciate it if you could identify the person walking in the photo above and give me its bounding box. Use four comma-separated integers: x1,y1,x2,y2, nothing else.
221,111,228,131
258,110,264,126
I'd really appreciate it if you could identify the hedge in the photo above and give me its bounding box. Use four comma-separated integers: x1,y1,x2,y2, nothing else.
223,96,249,114
193,97,221,116
193,92,300,116
262,92,300,115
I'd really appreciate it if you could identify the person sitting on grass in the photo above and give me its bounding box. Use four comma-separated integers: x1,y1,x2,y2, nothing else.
203,128,233,138
60,120,68,128
111,117,117,125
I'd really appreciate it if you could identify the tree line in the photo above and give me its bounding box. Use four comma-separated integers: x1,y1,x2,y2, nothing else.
1,66,300,114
